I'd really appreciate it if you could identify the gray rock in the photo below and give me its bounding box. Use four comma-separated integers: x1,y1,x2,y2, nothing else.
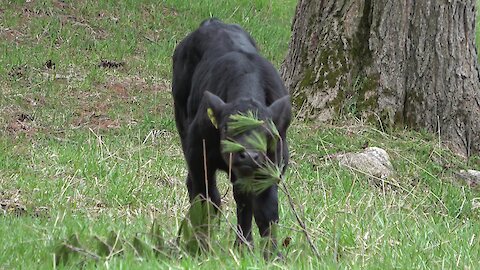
454,170,480,189
336,147,394,180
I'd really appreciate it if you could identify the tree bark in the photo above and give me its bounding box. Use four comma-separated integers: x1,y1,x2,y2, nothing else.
281,0,480,157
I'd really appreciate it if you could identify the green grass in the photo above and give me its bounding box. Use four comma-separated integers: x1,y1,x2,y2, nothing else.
1,0,480,269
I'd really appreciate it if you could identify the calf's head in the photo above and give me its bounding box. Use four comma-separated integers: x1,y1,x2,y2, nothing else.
204,91,291,178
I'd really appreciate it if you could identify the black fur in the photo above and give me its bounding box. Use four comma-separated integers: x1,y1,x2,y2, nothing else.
172,18,291,247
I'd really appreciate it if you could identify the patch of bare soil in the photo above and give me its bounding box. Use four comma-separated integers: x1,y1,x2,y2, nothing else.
8,65,28,79
23,6,51,18
41,65,87,82
0,28,25,44
74,112,120,130
0,189,48,217
5,112,38,137
105,76,172,115
141,3,178,19
105,75,170,94
58,12,109,40
22,0,68,17
0,190,26,216
20,0,108,40
162,5,179,17
53,0,69,9
72,101,120,130
69,75,170,130
106,82,129,98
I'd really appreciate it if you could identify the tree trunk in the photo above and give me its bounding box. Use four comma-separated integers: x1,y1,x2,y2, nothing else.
281,0,480,157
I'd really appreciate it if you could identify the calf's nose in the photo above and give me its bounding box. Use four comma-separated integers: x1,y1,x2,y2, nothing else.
237,150,262,167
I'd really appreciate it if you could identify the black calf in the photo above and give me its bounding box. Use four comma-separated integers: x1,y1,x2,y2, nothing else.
172,18,291,250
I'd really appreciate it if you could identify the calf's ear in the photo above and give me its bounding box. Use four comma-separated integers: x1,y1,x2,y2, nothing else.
204,91,226,128
268,95,291,133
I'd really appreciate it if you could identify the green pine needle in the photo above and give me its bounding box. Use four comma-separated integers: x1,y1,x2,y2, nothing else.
221,140,246,153
228,111,264,136
254,162,282,183
268,139,277,152
267,120,280,139
235,178,273,195
235,162,282,195
245,131,267,152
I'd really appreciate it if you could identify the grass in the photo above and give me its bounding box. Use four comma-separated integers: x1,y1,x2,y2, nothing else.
1,0,480,268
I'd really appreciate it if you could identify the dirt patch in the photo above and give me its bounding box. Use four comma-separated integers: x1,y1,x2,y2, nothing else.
0,190,26,216
0,189,48,217
53,0,69,10
72,102,120,130
0,28,25,44
161,5,179,17
16,113,34,122
20,1,108,40
1,91,46,137
23,7,50,18
106,83,129,98
22,0,69,17
65,74,170,130
105,75,170,94
8,65,28,79
41,65,87,83
141,3,178,20
5,112,38,137
58,14,109,40
73,112,120,130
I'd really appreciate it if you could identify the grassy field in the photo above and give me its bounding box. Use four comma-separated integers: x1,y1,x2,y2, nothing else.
1,0,480,269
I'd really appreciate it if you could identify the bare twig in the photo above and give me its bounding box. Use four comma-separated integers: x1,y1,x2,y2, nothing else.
202,139,211,241
63,244,101,261
228,153,233,182
279,182,321,259
202,139,209,199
